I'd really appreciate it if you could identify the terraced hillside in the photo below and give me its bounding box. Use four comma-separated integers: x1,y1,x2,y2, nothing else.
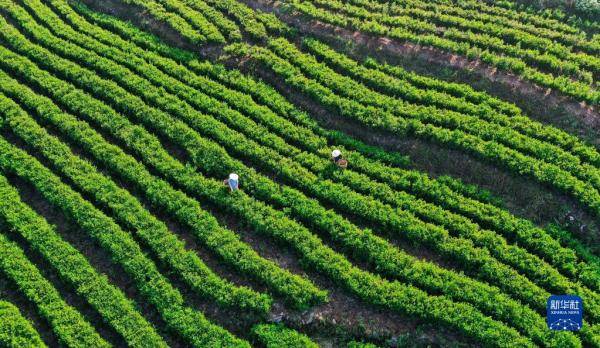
0,0,598,346
276,0,600,104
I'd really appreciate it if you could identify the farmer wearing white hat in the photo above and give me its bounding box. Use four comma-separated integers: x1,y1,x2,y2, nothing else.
331,149,342,163
331,149,348,169
223,173,239,192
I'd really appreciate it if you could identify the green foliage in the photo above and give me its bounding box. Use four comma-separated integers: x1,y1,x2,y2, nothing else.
496,0,600,22
170,0,242,40
362,58,523,117
186,45,600,294
31,0,600,333
1,1,599,346
0,75,272,315
227,41,600,222
347,342,378,348
119,0,209,43
0,300,45,348
252,324,319,348
178,56,593,283
0,13,324,310
45,4,580,316
152,0,225,42
545,224,600,291
0,235,103,348
271,38,600,193
575,0,600,14
317,0,600,77
285,0,599,104
0,17,539,348
70,1,197,62
0,35,317,306
434,175,504,207
0,159,166,347
200,0,290,38
302,38,600,167
11,2,563,324
0,102,247,346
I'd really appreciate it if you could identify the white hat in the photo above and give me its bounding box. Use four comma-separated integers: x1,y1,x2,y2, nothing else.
332,149,341,157
229,173,239,181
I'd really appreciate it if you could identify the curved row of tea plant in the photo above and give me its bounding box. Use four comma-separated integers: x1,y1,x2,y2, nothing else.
4,1,600,344
224,39,600,294
252,324,319,348
151,0,224,42
177,60,594,281
0,76,336,348
0,232,106,347
37,0,572,292
163,0,241,40
0,37,248,344
77,0,590,326
221,38,598,289
440,0,595,41
342,0,600,58
132,0,284,39
51,0,409,169
0,70,323,348
0,299,45,347
223,43,600,300
118,0,209,43
17,10,600,341
72,0,600,294
62,0,436,165
349,0,590,51
327,1,596,77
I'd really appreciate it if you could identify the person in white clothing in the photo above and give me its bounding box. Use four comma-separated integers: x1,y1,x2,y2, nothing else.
331,149,342,163
223,173,239,192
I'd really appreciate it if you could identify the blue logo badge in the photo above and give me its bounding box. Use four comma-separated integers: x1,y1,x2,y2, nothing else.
547,295,583,331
